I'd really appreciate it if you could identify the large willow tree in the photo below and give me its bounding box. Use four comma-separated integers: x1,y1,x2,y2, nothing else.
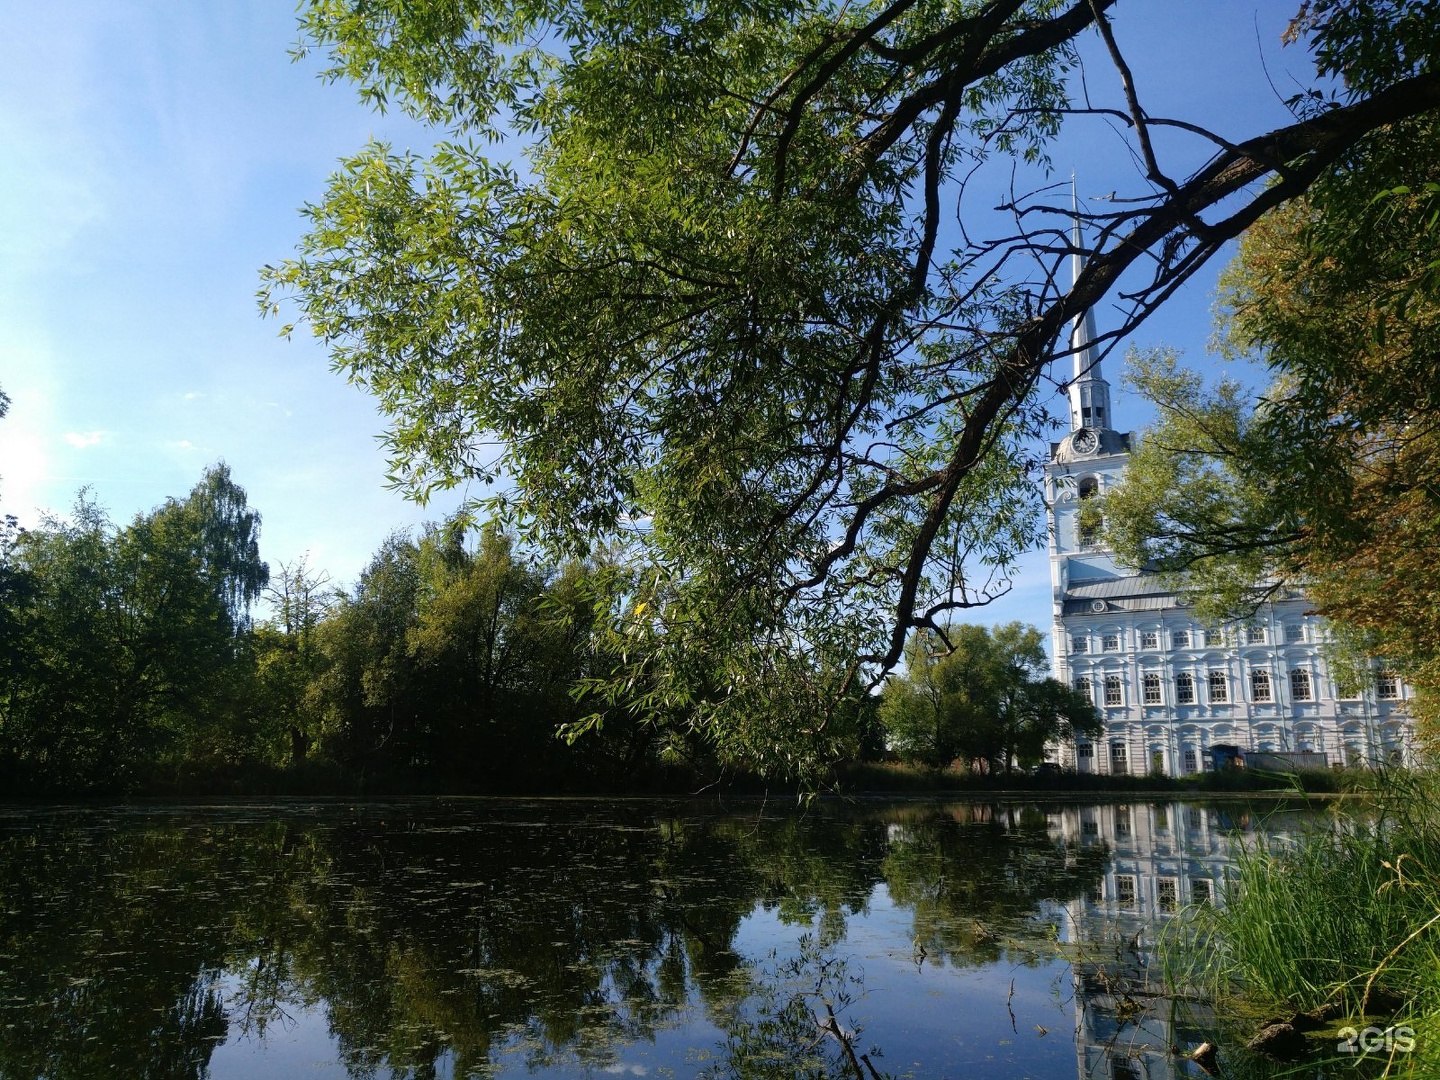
265,0,1440,775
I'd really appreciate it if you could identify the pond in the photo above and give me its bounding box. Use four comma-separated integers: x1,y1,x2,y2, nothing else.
0,797,1317,1079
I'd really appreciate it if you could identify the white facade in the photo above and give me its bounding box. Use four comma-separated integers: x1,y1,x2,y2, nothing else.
1045,241,1414,775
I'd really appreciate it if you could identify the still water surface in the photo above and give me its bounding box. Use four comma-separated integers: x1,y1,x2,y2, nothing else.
0,798,1314,1079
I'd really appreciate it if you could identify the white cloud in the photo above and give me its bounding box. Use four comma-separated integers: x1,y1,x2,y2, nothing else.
63,430,104,449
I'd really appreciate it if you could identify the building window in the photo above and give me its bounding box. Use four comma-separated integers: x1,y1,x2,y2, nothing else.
1142,672,1162,705
1175,672,1195,704
1285,622,1305,644
1105,675,1123,706
1157,878,1179,913
1115,874,1137,907
1102,633,1120,652
1074,676,1092,703
1191,878,1213,904
1204,628,1224,647
1290,668,1313,702
1186,808,1203,830
1114,805,1131,838
1071,634,1088,654
1208,671,1229,703
1172,628,1190,648
1141,630,1159,650
1378,671,1400,700
1079,518,1101,549
1183,747,1198,774
1077,743,1094,759
1245,624,1266,645
1250,669,1272,703
1110,743,1128,775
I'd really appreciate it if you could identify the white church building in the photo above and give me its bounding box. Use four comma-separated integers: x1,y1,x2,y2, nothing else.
1046,237,1415,776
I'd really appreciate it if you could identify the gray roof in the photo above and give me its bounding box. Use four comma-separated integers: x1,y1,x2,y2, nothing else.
1063,574,1180,615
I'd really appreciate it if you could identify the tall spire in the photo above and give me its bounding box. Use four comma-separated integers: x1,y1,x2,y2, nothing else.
1067,181,1111,435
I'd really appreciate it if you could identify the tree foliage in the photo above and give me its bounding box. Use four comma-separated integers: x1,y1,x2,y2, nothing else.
263,0,1440,773
0,467,269,788
879,622,1097,772
1101,114,1440,731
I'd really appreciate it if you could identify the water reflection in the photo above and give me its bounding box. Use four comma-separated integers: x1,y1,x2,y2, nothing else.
0,799,1310,1079
1054,802,1316,1080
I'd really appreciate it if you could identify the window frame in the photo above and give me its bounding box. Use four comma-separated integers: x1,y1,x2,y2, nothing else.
1289,667,1313,702
1104,674,1124,707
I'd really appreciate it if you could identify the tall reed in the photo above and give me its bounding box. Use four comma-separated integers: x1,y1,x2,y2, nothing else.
1163,772,1440,1075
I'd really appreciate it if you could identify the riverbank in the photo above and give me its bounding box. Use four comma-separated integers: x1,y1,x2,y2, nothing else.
1166,770,1439,1075
833,761,1351,797
0,754,1357,800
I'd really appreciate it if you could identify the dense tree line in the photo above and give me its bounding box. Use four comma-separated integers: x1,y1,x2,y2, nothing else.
0,466,266,789
0,468,647,790
0,463,886,791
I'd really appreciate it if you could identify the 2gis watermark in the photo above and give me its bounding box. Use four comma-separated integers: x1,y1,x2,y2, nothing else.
1336,1025,1417,1055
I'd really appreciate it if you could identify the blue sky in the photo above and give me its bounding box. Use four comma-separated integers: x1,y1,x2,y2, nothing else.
0,2,1310,624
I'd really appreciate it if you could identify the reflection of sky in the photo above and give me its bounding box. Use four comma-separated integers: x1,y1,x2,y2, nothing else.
204,883,1078,1080
208,991,348,1080
206,972,722,1079
735,885,1078,1079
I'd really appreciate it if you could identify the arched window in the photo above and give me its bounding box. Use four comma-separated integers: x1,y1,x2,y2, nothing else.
1078,476,1099,499
1289,668,1312,702
1175,672,1195,704
1104,674,1123,706
1250,669,1272,702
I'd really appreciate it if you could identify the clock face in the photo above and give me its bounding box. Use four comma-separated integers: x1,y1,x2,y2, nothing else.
1073,428,1098,454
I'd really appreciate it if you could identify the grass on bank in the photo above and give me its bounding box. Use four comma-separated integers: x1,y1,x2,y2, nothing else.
1163,770,1440,1075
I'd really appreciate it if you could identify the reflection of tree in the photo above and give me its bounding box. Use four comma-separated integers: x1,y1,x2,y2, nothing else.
0,815,273,1080
703,936,892,1080
0,800,1105,1077
882,804,1110,966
